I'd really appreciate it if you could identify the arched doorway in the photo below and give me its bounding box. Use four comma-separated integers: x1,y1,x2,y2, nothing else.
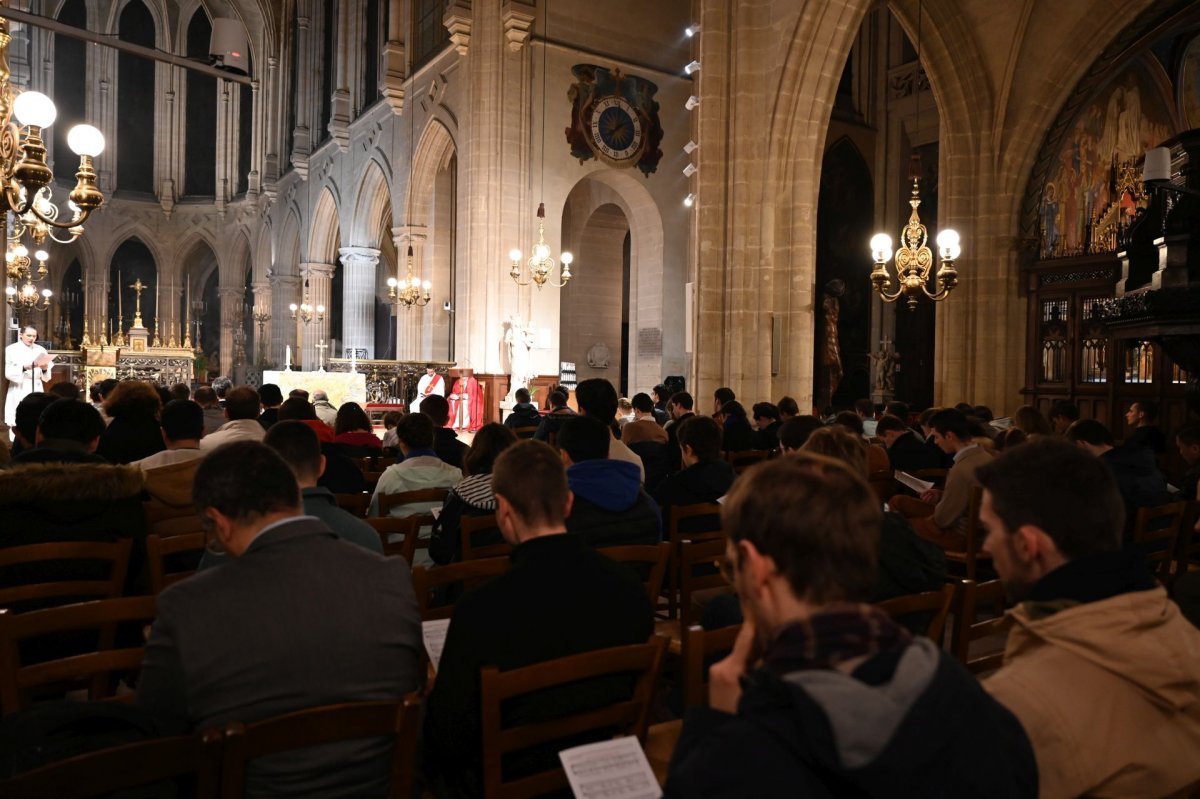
108,239,157,343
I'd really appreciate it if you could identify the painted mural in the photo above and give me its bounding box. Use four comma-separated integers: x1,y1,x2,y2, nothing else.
1181,35,1200,131
1040,58,1173,258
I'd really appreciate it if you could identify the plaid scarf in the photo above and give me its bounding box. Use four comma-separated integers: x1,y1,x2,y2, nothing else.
764,604,911,675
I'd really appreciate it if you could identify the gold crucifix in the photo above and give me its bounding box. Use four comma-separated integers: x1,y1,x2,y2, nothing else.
130,278,146,328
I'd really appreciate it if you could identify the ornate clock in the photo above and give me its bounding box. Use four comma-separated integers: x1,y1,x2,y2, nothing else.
566,64,664,176
589,96,644,165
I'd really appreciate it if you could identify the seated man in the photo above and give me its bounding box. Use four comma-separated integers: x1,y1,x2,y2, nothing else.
138,442,420,796
559,415,660,547
620,393,668,446
503,387,542,432
1047,399,1079,436
751,402,783,451
666,454,1035,797
371,411,461,517
134,400,205,470
8,392,58,460
664,391,697,473
533,388,575,442
576,378,645,482
424,440,653,797
257,383,283,430
890,408,992,549
875,413,941,474
421,394,468,469
656,416,736,528
193,386,225,436
312,389,338,427
13,396,106,465
199,386,265,451
777,414,823,453
979,438,1200,798
1066,419,1172,534
1122,399,1167,454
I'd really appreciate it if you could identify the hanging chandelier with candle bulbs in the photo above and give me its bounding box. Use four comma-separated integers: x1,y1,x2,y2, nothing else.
4,237,50,316
289,279,325,325
387,245,431,308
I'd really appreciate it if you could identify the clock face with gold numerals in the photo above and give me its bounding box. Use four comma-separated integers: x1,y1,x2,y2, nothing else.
589,96,644,164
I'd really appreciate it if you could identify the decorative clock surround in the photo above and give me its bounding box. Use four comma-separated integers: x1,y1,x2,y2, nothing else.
566,64,664,176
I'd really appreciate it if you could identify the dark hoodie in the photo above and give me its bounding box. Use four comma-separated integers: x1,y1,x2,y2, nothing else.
666,637,1036,798
1101,446,1172,537
656,458,736,530
504,402,542,431
565,459,661,547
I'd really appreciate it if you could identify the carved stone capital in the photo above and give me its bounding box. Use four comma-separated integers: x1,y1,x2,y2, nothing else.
501,0,536,51
444,1,473,55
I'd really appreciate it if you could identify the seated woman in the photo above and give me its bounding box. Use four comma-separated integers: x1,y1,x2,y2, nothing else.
333,402,382,456
98,380,165,464
428,423,517,565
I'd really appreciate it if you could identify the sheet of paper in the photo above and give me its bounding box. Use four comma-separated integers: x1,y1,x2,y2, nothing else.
894,470,934,495
559,736,663,799
422,619,451,672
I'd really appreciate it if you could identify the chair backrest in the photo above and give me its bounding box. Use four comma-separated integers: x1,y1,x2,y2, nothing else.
953,579,1010,674
366,516,420,564
724,449,769,474
479,636,668,799
677,538,731,628
334,492,372,518
943,486,988,581
665,503,723,619
220,696,422,799
411,558,512,621
146,512,207,537
0,539,132,612
874,582,958,645
912,468,949,487
0,596,158,715
1178,500,1200,576
511,425,538,440
146,532,207,595
460,514,511,560
680,623,741,709
599,542,672,606
1133,500,1188,584
869,470,896,503
377,488,450,518
0,728,223,799
351,456,381,473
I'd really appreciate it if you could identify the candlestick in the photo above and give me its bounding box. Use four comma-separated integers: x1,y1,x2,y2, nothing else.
285,344,292,371
117,271,122,318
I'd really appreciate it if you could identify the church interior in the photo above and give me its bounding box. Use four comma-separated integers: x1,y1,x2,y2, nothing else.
2,0,1200,796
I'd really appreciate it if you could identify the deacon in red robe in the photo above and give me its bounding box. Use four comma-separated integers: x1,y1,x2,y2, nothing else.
447,368,484,432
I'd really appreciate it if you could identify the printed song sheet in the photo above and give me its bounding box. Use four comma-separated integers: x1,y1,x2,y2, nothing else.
422,619,451,672
558,736,662,799
895,470,935,495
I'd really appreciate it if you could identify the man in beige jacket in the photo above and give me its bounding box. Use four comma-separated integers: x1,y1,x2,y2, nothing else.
978,438,1200,799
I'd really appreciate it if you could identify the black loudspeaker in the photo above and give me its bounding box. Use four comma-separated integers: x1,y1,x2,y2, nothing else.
664,375,686,395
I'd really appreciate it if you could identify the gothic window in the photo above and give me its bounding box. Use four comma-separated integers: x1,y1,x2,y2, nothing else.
318,0,336,145
108,239,158,338
117,1,156,194
1039,299,1068,383
362,0,382,109
1122,340,1154,384
52,0,87,182
184,8,216,198
412,0,449,69
1080,298,1108,384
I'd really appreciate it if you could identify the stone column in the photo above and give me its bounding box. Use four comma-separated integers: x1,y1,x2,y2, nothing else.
217,286,245,376
298,262,334,369
82,275,108,345
290,13,313,176
270,273,300,367
250,280,273,365
339,247,380,359
392,230,428,361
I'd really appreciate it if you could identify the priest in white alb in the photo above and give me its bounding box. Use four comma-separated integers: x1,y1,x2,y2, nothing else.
410,363,444,413
5,325,54,428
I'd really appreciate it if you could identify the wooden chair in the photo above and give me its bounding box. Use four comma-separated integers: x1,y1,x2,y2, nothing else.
146,532,208,594
953,579,1010,674
351,456,381,472
874,582,958,645
0,729,223,799
869,469,896,503
376,488,449,519
361,470,387,492
1175,500,1200,582
146,513,207,537
411,558,512,621
0,596,158,715
460,514,511,560
479,636,668,799
664,502,724,618
366,516,420,564
944,486,992,581
724,449,770,475
334,492,372,518
680,622,741,709
1132,501,1189,586
511,425,539,440
220,696,422,799
0,539,132,612
656,538,731,654
600,542,672,607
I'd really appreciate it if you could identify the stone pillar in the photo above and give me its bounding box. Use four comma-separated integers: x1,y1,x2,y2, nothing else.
392,230,428,361
290,13,313,176
250,280,273,365
339,247,380,359
270,273,300,367
298,262,334,369
217,286,245,376
82,275,108,345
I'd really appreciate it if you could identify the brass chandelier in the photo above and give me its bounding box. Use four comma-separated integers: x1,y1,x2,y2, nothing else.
4,238,50,315
387,245,431,308
289,279,325,325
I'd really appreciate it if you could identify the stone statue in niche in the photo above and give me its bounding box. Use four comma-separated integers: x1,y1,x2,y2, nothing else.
586,341,610,369
504,314,536,402
821,278,845,406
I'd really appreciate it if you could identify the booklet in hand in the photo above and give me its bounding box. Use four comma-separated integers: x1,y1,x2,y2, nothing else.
894,470,935,495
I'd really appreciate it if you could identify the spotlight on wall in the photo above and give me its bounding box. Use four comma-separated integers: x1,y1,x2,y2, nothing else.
684,60,700,76
685,95,700,111
683,163,697,178
684,140,698,155
685,24,700,37
683,193,695,208
443,300,454,313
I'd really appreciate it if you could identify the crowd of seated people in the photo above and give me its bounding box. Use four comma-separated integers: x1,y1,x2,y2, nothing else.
1,374,1199,798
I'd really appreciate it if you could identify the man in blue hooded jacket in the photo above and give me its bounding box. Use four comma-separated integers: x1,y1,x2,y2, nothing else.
557,415,661,547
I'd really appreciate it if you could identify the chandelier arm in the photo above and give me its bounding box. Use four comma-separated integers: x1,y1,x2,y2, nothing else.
921,284,953,302
22,202,93,230
873,282,906,304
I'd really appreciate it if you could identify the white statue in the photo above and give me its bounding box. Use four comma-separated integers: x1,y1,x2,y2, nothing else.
504,314,536,402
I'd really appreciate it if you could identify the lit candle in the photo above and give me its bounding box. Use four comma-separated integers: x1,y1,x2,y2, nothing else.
285,344,292,370
350,347,357,372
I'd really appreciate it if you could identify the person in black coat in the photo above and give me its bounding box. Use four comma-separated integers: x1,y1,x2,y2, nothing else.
11,398,107,465
664,391,696,474
420,394,468,469
751,402,784,451
97,380,165,465
666,455,1035,798
533,389,576,442
716,401,756,452
559,416,661,547
657,416,736,530
429,423,517,564
424,440,654,798
876,415,942,474
503,387,542,434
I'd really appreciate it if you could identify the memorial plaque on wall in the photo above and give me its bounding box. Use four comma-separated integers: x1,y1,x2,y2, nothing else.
637,328,662,358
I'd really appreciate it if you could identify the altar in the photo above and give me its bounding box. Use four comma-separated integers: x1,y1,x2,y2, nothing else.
263,370,367,408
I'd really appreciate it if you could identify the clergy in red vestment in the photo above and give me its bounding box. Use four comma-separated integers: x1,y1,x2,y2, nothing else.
447,368,484,432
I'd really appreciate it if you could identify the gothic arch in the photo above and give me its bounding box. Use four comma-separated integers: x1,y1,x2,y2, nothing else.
405,117,456,226
101,0,171,48
350,158,393,246
308,186,341,265
100,225,168,278
253,220,273,281
277,209,302,275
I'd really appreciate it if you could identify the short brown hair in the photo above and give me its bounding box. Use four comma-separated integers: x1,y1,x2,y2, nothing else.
801,426,869,479
224,386,261,420
492,440,569,527
722,453,880,603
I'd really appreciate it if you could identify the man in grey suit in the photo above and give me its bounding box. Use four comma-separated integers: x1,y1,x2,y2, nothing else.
138,440,422,798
